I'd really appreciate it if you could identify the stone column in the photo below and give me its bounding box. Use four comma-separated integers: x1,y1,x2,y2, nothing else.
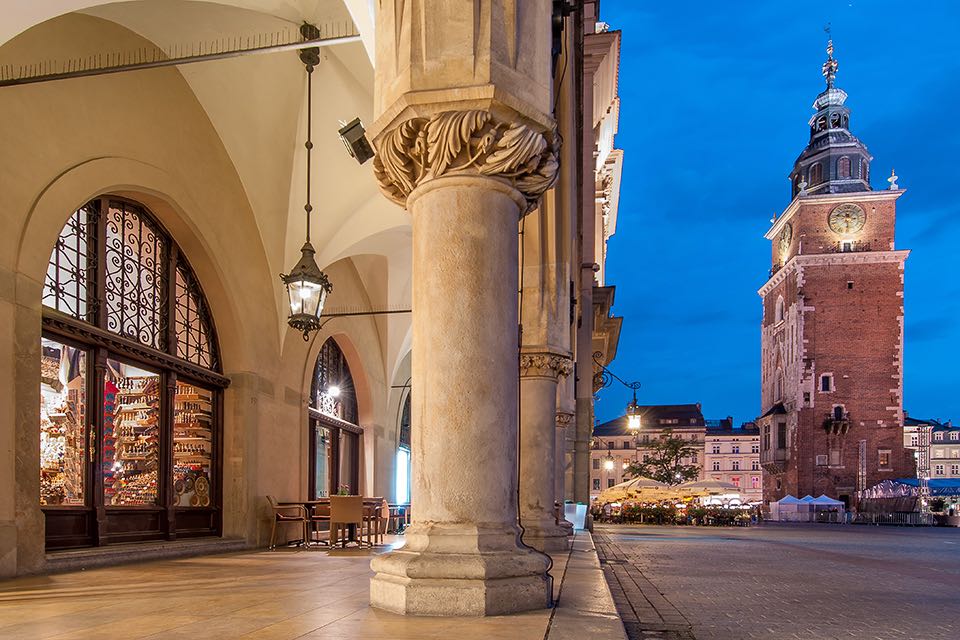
518,353,572,551
369,1,558,616
369,109,559,615
555,411,575,521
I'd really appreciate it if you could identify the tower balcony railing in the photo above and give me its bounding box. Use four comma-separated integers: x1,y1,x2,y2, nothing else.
826,240,872,254
823,412,851,435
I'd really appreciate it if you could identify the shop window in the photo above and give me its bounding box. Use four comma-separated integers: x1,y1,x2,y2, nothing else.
309,338,362,498
39,338,87,506
41,197,224,550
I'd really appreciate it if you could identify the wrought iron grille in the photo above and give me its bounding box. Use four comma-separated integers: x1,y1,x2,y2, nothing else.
42,197,221,373
43,203,97,322
311,338,358,424
103,201,166,350
399,393,411,449
174,262,219,370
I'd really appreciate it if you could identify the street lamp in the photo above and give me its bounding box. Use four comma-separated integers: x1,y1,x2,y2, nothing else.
281,24,333,341
626,389,641,432
593,351,642,430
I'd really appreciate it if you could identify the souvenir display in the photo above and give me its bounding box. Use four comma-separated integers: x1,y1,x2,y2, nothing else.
39,339,86,506
103,362,160,506
173,382,213,507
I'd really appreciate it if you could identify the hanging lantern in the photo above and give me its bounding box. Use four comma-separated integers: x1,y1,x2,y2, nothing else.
281,242,332,340
280,24,332,342
626,390,641,431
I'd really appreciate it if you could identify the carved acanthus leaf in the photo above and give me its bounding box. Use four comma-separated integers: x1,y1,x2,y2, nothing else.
373,109,560,212
520,353,573,379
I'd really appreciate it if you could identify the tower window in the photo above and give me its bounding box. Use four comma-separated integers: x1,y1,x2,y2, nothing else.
775,296,785,324
816,116,827,132
879,450,891,469
847,281,854,289
820,374,834,392
838,156,851,179
810,163,823,185
860,158,869,182
830,113,841,128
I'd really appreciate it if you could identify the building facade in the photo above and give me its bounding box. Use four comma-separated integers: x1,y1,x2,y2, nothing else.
904,417,960,479
2,0,623,618
590,404,705,500
757,40,913,506
703,419,762,503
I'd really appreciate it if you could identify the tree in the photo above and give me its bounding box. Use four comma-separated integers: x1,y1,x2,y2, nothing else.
625,435,700,485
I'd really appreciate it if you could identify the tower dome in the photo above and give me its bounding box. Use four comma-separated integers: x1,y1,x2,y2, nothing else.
789,39,872,198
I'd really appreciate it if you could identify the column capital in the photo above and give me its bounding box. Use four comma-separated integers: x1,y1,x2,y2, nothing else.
555,411,574,428
373,109,559,214
519,351,573,380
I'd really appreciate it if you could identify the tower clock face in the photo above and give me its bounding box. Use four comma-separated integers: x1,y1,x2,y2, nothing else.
828,203,866,234
778,223,793,257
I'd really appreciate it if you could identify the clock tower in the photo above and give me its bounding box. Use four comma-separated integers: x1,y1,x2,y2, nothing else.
757,39,913,506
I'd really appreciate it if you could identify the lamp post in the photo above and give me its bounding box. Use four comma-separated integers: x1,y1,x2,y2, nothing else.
280,24,333,341
593,352,643,468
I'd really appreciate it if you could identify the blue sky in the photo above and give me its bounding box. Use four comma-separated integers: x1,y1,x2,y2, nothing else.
594,1,960,426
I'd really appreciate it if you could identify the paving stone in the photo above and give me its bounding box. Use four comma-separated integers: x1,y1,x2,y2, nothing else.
594,523,960,640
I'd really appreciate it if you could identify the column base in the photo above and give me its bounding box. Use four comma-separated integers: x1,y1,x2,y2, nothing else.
520,517,573,552
370,522,550,616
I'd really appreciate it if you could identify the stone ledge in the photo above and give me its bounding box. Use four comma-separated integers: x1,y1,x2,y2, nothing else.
44,536,249,574
547,530,628,640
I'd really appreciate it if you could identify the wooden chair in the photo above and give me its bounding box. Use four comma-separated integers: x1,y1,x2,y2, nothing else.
266,495,307,550
364,498,389,545
329,495,365,547
308,502,331,547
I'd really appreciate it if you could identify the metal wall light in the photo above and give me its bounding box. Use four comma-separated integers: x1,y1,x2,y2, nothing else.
281,24,333,341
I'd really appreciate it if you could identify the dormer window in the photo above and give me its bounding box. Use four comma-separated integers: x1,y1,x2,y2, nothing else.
838,156,851,179
810,163,823,185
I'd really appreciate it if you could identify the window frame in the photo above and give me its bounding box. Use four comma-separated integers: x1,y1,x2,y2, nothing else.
40,197,227,550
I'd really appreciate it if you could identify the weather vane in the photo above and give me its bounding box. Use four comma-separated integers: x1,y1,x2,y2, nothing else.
822,23,838,88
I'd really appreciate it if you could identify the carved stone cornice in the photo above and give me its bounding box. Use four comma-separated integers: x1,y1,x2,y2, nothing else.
519,352,573,380
373,109,559,213
555,412,574,428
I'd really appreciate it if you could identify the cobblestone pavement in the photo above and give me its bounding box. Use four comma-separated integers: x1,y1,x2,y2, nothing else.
595,523,960,640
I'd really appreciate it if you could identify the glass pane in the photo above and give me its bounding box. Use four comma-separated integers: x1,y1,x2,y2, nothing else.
338,431,357,495
173,381,214,507
395,448,410,504
312,339,358,424
313,424,331,499
103,359,160,506
104,201,166,349
43,204,95,321
174,264,217,370
39,338,87,506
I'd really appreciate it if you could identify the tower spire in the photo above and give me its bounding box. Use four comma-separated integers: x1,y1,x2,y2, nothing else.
822,24,838,88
